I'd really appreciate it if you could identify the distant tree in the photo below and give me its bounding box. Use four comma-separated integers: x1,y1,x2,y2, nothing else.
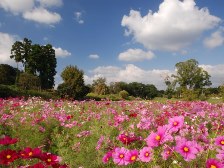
58,65,88,99
10,38,57,89
92,77,109,95
144,84,158,99
109,82,123,94
0,64,17,85
172,59,212,91
119,90,129,99
18,72,40,90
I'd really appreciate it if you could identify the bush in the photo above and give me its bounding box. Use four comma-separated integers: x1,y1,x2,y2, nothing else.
119,90,129,99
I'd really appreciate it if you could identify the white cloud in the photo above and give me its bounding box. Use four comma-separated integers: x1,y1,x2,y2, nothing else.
118,48,154,62
23,7,61,25
74,12,84,24
38,0,63,7
85,64,173,90
122,0,221,51
89,54,99,59
199,64,224,87
0,0,34,14
204,29,224,48
53,47,71,58
0,32,18,66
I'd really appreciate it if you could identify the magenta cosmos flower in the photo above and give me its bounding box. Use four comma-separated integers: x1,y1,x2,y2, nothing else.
175,139,198,161
206,158,223,168
139,147,153,162
168,116,184,133
215,136,224,147
146,126,172,147
112,147,129,165
124,149,138,164
102,151,113,164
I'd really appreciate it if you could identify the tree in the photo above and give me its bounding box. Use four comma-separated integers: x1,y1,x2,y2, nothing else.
18,72,40,90
92,77,109,95
172,59,211,90
57,65,88,99
0,64,17,85
10,38,57,89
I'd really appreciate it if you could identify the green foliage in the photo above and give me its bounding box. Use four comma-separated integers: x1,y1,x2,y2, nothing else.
58,65,88,99
220,85,224,101
119,90,129,99
172,59,212,90
0,64,17,85
18,72,41,90
10,38,57,89
92,77,109,95
181,88,199,101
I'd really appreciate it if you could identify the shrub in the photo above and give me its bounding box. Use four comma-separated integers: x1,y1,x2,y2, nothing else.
119,90,129,99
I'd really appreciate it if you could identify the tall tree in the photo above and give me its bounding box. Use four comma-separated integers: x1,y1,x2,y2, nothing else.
58,65,88,99
10,38,57,89
172,59,212,90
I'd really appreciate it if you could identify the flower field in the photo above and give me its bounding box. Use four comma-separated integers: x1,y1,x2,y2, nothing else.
0,97,224,167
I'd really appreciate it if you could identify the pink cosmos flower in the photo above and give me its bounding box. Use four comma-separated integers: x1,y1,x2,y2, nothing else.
161,147,174,160
124,149,138,164
112,147,129,165
206,158,223,168
102,151,113,164
0,135,18,145
146,126,172,147
139,147,153,162
168,116,184,133
215,136,224,147
175,139,198,161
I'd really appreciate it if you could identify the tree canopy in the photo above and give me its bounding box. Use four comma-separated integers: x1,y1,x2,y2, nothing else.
0,64,17,85
172,59,212,90
10,38,56,89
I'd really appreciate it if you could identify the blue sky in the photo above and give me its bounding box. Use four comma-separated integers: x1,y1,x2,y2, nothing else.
0,0,224,89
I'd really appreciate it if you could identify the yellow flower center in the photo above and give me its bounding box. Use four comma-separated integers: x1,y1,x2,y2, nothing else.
145,152,149,157
6,155,11,159
183,147,189,152
131,155,136,161
47,158,51,162
166,150,170,154
155,135,161,141
210,165,217,168
173,121,178,126
123,137,126,141
119,154,124,158
28,152,33,156
221,140,224,145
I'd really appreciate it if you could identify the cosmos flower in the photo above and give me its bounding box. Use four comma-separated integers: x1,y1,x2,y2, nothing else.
175,139,198,161
0,135,18,145
215,136,224,147
206,158,223,168
139,147,153,162
112,147,129,165
168,116,184,133
0,149,18,165
146,126,172,147
102,151,113,164
124,149,138,164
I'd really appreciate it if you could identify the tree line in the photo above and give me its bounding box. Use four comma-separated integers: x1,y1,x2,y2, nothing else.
0,37,223,100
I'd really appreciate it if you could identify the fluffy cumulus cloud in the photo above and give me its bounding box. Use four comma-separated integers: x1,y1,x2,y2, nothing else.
0,32,18,66
23,7,61,24
74,12,84,24
199,64,224,87
0,0,62,25
84,64,173,90
89,54,100,59
122,0,221,51
204,28,224,49
118,48,154,62
0,0,35,14
53,47,71,58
